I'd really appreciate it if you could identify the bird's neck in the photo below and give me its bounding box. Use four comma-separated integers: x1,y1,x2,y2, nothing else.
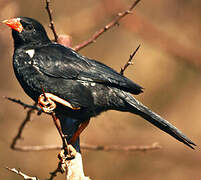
14,40,51,49
12,29,51,49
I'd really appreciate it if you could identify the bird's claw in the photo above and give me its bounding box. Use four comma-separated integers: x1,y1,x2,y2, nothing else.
58,145,77,162
38,94,56,113
38,92,80,113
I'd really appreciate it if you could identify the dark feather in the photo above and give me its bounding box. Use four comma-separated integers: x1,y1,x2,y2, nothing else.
34,44,143,95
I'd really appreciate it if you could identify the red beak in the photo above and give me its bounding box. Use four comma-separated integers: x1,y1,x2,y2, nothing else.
2,18,23,33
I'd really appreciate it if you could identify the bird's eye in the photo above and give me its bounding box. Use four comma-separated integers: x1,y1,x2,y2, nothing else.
24,24,34,31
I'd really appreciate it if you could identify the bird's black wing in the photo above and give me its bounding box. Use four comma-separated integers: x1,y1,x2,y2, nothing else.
34,44,143,95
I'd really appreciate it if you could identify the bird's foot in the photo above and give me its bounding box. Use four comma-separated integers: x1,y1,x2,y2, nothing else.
59,145,77,162
38,93,56,113
38,93,80,113
57,145,77,173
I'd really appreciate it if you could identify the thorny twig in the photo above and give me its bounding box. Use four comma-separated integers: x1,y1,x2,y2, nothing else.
10,101,37,150
120,44,141,75
73,0,141,51
4,97,41,111
45,0,58,42
5,167,38,180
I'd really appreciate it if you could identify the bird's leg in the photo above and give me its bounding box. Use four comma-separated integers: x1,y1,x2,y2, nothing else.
58,145,77,172
69,120,90,145
51,112,76,159
38,93,78,159
38,93,80,113
38,93,56,113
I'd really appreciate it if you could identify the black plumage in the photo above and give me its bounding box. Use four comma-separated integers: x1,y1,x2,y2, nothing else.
4,17,195,149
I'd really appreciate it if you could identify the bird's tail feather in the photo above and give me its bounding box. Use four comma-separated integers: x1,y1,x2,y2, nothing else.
123,93,196,149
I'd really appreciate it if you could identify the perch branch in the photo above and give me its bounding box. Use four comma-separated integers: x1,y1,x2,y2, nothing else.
45,0,58,42
73,0,141,51
120,44,140,75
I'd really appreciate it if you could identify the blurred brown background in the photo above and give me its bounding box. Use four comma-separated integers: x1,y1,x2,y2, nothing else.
0,0,201,179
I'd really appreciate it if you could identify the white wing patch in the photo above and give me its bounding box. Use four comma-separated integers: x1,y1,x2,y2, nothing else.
90,82,96,87
25,49,35,58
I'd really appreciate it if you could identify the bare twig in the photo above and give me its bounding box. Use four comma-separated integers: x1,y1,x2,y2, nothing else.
73,0,141,51
5,96,43,115
45,0,58,42
10,102,37,150
81,142,161,152
4,97,41,111
10,142,161,152
120,8,201,69
10,144,60,152
51,112,72,157
120,44,141,75
5,167,38,180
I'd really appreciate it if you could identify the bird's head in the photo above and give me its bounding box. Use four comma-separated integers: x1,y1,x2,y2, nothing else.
3,17,51,48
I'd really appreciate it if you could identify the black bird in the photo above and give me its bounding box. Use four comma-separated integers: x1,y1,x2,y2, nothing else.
3,17,195,149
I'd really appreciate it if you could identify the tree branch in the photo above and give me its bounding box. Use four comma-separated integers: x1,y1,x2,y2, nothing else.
120,44,141,75
4,97,41,111
81,142,161,152
73,0,141,51
9,143,161,152
10,101,37,150
45,0,58,42
5,167,38,180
